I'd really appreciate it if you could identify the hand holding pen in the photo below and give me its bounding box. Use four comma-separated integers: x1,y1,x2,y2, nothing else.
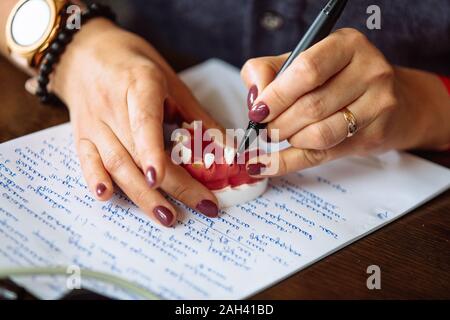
241,0,450,177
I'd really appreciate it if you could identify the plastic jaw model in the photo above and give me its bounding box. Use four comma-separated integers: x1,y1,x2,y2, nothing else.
172,122,268,208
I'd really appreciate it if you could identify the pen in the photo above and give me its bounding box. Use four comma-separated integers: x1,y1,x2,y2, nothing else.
236,0,349,157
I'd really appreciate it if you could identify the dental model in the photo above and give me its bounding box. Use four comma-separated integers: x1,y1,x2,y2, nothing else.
172,122,268,208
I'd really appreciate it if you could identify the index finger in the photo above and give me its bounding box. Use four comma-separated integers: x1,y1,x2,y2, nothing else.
240,54,288,108
127,66,168,189
249,29,357,124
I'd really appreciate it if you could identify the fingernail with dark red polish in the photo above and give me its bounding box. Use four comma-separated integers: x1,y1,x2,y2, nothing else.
247,85,258,109
196,200,219,218
247,163,267,176
248,102,269,123
96,183,107,196
145,166,157,188
153,206,174,227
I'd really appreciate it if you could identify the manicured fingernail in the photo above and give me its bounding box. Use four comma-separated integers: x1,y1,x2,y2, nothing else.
153,206,174,227
248,102,269,123
196,200,219,218
145,166,157,188
247,163,267,176
96,183,107,196
247,85,258,109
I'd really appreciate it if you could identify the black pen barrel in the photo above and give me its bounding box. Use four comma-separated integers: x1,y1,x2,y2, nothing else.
237,0,348,156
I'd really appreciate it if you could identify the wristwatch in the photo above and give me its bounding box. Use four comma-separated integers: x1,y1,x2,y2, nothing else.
5,0,75,69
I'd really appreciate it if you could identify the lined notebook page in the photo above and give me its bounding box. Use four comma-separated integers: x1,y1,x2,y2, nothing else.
1,60,449,299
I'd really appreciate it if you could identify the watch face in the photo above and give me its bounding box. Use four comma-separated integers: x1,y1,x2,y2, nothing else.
11,0,52,47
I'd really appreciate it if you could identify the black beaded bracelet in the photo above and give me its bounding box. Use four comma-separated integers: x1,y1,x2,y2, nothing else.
36,3,117,105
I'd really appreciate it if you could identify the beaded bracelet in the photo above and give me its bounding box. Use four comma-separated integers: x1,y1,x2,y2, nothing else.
35,3,117,105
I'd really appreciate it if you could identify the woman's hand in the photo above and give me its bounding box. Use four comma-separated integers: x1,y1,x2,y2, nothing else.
50,18,222,226
241,28,450,177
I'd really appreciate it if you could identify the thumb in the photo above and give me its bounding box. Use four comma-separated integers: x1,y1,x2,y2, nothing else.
240,53,289,108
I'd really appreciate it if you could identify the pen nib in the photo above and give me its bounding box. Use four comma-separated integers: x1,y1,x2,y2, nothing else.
235,140,247,160
236,122,261,159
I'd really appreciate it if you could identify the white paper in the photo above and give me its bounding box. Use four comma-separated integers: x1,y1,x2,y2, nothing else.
1,59,449,300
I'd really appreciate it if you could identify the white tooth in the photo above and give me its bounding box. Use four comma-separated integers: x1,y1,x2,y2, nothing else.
173,132,188,143
181,122,194,129
193,121,201,130
224,147,236,165
180,146,192,164
204,153,215,169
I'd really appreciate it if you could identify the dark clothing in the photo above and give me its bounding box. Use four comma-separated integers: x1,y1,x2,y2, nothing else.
105,0,450,75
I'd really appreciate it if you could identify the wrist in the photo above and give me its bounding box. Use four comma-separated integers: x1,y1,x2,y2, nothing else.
50,17,118,104
396,67,450,150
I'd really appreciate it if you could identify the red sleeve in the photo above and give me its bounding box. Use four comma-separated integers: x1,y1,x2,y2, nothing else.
438,76,450,151
440,76,450,95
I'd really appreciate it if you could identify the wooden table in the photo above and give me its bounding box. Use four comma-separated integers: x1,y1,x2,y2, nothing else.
1,57,449,299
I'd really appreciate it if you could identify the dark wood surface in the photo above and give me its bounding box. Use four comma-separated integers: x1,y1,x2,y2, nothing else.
0,56,449,300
